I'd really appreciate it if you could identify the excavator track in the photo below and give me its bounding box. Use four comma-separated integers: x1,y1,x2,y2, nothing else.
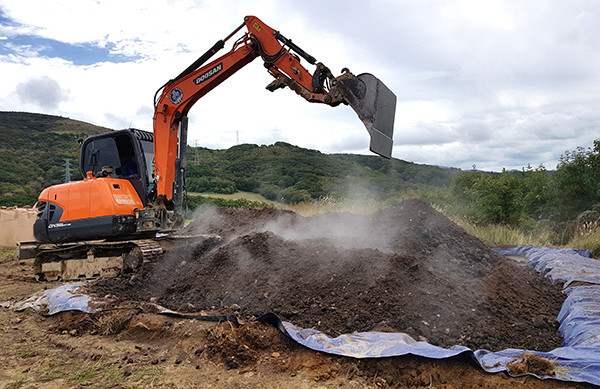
27,234,220,281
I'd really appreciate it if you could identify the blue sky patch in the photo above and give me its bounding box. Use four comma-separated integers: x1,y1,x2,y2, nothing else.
0,35,139,65
0,11,140,65
0,9,16,27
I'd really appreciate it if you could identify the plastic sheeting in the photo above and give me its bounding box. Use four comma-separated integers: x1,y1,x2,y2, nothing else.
9,284,104,315
495,245,599,287
5,245,600,385
7,283,240,325
258,312,472,359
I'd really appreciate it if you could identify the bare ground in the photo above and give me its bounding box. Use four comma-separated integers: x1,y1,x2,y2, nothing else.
0,257,593,388
0,204,592,389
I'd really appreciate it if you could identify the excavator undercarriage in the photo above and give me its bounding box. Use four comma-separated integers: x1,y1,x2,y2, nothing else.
18,234,221,281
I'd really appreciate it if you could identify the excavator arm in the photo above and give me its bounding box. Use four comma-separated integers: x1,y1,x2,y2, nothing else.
152,15,396,210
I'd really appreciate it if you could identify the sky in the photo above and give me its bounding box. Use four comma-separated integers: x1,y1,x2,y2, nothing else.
1,0,599,172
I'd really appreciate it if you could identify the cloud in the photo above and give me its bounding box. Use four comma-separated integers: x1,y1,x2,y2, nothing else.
1,1,600,171
15,76,69,110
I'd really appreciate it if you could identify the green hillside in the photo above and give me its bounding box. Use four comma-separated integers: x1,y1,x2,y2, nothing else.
186,142,456,203
0,112,111,206
0,111,456,206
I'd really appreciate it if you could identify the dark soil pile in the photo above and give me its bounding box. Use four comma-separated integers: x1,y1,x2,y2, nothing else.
90,200,566,352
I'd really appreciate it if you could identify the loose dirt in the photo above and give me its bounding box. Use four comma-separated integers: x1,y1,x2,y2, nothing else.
0,200,594,388
92,199,565,352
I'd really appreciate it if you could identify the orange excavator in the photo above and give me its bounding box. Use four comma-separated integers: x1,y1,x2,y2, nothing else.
19,16,396,280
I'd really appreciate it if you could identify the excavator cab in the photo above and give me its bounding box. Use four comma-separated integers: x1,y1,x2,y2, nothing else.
80,129,154,205
32,129,156,244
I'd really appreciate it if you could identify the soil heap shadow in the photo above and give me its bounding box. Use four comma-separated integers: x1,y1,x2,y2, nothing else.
90,199,565,352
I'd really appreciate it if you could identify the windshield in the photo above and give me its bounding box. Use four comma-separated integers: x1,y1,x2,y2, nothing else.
82,137,121,176
81,132,149,179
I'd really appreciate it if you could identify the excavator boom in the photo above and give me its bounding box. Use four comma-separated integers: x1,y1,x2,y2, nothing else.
153,15,396,208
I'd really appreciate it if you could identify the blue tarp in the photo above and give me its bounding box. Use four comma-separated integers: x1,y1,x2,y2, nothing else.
9,284,240,325
495,245,600,287
5,245,600,385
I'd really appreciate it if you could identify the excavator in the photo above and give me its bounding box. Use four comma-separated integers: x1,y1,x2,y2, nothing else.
18,15,396,281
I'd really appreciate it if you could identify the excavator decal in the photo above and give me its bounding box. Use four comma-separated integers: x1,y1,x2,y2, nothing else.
169,88,183,104
193,63,223,85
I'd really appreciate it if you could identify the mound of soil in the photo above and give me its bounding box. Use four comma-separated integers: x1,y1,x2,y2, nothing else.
90,200,565,352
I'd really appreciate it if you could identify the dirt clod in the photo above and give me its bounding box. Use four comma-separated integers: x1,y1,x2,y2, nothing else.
507,353,558,377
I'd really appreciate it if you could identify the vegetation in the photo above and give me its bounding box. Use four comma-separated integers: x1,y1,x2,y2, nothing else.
186,141,455,204
439,141,600,255
3,111,600,254
0,111,109,206
188,194,273,210
1,112,455,207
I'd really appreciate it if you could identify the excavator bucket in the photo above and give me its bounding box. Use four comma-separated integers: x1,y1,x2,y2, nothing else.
337,73,396,158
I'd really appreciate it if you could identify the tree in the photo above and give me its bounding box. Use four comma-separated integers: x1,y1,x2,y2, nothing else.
469,169,524,225
552,139,600,220
520,164,553,222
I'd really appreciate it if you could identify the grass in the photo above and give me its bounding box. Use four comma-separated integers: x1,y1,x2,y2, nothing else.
566,228,600,257
129,366,163,384
0,248,15,260
452,219,552,247
189,191,282,207
40,366,65,382
75,369,96,383
191,191,384,217
289,196,382,217
18,348,39,359
36,362,164,387
451,215,600,256
188,192,276,211
4,381,25,389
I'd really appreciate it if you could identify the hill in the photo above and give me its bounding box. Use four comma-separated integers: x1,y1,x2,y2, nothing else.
187,142,457,203
0,112,111,206
0,111,457,206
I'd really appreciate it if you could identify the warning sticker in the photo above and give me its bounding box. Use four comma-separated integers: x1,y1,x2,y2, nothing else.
113,194,136,205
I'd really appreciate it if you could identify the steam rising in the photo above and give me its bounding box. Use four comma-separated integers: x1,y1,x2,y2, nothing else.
261,212,393,253
90,199,566,351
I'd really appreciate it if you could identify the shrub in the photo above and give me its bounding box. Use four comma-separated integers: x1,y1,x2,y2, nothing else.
280,187,311,204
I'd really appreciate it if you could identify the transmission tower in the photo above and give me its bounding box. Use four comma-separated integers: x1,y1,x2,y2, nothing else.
64,158,72,182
